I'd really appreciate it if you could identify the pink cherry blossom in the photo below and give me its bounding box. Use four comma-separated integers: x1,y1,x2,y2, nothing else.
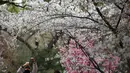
59,39,120,73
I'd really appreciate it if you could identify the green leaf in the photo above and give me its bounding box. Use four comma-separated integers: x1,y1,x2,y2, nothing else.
44,0,51,2
95,2,104,6
7,5,20,13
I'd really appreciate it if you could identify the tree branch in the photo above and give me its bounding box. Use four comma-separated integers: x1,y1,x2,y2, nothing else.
0,1,27,8
47,30,63,49
16,36,35,54
65,29,104,73
0,26,35,54
115,0,128,30
92,0,116,34
51,14,100,24
27,16,61,31
114,3,122,10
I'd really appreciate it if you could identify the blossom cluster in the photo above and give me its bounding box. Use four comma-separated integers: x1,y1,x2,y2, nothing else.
59,39,120,73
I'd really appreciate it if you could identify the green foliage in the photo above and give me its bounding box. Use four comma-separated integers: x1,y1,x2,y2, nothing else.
34,32,64,72
7,5,20,13
0,31,64,73
21,32,64,73
44,0,51,2
95,2,104,6
36,48,64,73
0,0,29,13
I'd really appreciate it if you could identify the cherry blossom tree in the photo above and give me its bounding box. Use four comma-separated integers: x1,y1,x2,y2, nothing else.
0,0,130,73
59,39,120,73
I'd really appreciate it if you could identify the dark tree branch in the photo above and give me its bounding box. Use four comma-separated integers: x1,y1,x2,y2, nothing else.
115,7,124,30
115,0,128,30
47,30,63,49
114,3,122,10
66,26,100,31
114,0,128,49
27,16,61,31
127,58,130,70
51,14,100,24
50,14,110,28
75,26,100,30
92,0,116,34
0,1,27,8
16,36,35,54
65,29,104,73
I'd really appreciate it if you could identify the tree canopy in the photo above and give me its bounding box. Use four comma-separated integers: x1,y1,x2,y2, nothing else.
0,0,130,73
